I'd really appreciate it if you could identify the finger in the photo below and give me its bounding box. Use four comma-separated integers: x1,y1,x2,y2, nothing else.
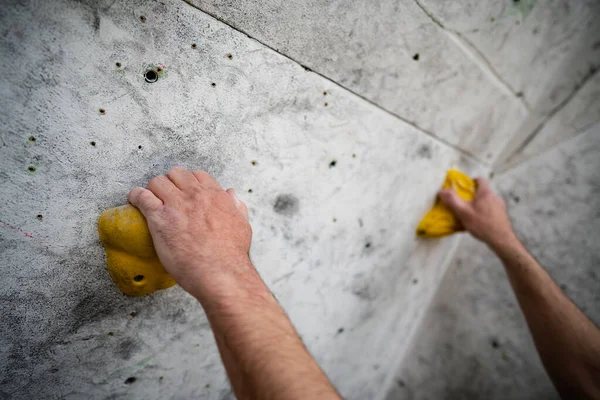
166,167,198,190
193,170,222,190
128,187,163,215
147,175,180,202
474,177,492,194
227,188,249,220
439,189,472,219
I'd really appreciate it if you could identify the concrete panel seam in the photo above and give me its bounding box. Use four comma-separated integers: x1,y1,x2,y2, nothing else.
496,66,600,172
412,0,530,113
374,235,464,400
180,0,489,166
494,120,600,178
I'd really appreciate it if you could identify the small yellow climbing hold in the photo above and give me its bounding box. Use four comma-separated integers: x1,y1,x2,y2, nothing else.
98,205,176,296
416,169,476,238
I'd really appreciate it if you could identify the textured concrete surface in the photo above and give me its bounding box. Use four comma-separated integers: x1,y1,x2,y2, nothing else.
1,0,598,399
0,0,481,398
186,0,600,164
385,128,600,400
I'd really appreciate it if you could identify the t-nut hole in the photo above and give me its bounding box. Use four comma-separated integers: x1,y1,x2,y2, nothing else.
133,275,145,282
144,70,158,83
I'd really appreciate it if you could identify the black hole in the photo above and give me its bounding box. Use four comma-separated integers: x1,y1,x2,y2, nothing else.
323,91,327,96
99,108,105,114
248,189,253,193
413,53,420,61
251,160,257,166
324,102,328,107
139,15,146,22
138,145,142,149
205,383,210,388
36,214,43,220
130,311,137,317
124,377,136,384
337,327,344,334
108,331,113,336
191,43,197,49
412,278,418,284
352,153,356,158
227,53,233,59
332,218,337,222
159,376,164,380
27,165,36,172
365,242,371,248
491,339,500,349
513,195,520,203
156,67,162,72
28,136,36,142
417,229,426,235
211,82,216,87
115,62,121,68
397,379,405,388
145,70,158,83
90,141,96,147
133,275,144,282
329,160,336,168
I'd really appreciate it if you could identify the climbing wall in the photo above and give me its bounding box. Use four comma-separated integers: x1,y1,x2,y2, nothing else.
0,0,598,399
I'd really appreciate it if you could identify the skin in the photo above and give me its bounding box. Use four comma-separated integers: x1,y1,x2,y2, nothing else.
440,178,600,400
128,168,341,400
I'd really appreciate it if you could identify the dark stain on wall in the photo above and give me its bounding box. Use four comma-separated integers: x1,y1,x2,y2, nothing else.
273,194,299,216
117,337,141,360
416,144,432,159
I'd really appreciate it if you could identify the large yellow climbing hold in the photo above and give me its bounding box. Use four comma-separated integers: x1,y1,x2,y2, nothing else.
98,205,176,296
416,169,476,238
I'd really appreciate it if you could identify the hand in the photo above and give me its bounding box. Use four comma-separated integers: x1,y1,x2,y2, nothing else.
439,177,516,249
127,168,252,296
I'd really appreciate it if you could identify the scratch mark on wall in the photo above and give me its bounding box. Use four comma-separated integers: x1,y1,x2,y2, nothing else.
0,219,34,238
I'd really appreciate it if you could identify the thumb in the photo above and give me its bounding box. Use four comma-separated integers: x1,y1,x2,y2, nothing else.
439,189,472,220
226,188,249,220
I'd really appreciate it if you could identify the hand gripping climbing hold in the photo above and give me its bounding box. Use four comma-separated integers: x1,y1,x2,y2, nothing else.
416,169,476,238
98,205,176,296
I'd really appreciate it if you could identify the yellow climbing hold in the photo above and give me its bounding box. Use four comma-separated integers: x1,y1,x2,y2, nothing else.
416,169,476,238
98,205,176,296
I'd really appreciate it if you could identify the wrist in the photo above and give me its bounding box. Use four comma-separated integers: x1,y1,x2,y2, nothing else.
186,256,273,309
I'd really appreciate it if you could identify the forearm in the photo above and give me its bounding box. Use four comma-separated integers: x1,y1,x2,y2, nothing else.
490,236,600,399
190,258,341,400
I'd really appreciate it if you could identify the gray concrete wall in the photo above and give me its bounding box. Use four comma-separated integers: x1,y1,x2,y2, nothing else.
0,0,598,399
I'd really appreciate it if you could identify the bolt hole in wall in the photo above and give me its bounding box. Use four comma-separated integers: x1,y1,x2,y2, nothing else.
124,377,136,384
27,165,36,173
191,43,197,49
36,214,43,220
28,136,36,142
413,53,419,61
115,62,121,68
145,70,158,83
90,141,96,147
139,15,146,23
